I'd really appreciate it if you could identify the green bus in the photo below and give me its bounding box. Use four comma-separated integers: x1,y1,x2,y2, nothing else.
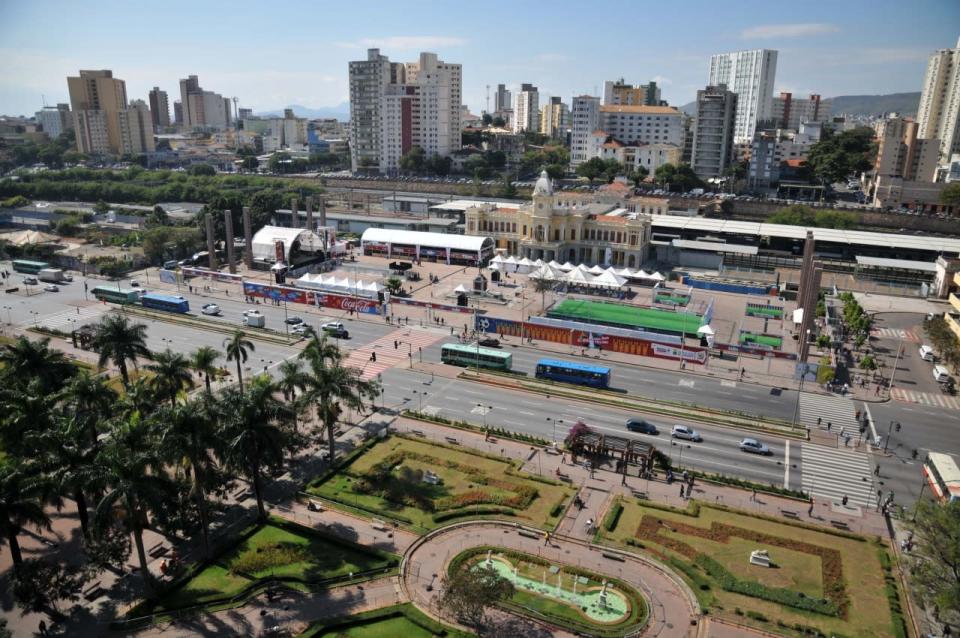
91,286,140,304
12,259,50,275
441,343,513,371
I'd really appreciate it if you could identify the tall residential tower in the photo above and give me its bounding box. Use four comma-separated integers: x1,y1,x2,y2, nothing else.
916,38,960,166
708,49,777,144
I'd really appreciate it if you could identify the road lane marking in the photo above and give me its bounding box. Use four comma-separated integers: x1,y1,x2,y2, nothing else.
784,440,790,489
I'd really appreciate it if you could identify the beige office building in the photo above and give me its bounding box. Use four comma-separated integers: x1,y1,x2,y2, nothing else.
917,39,960,165
67,69,128,154
118,100,156,154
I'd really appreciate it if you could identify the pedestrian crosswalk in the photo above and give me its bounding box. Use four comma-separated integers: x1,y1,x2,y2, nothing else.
870,327,921,343
796,392,859,433
800,444,877,508
890,387,960,410
341,327,446,380
25,305,107,332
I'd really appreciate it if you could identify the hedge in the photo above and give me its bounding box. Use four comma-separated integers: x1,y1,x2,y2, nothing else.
432,506,516,524
604,501,624,532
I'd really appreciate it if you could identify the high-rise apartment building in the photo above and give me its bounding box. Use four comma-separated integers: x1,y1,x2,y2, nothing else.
570,95,601,167
494,84,511,112
148,87,170,131
173,101,183,125
708,49,777,144
348,49,462,173
118,100,156,154
769,93,832,130
691,84,738,179
872,116,938,182
916,38,960,165
35,104,72,139
512,84,539,133
67,69,128,154
539,97,570,138
603,80,663,107
179,75,232,130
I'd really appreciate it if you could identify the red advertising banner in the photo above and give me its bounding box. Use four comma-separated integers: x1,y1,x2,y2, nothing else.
242,281,381,315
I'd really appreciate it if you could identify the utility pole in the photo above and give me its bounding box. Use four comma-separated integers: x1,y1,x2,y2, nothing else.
887,340,903,396
485,84,490,115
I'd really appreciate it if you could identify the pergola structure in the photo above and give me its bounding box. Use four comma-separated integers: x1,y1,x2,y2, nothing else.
568,429,655,472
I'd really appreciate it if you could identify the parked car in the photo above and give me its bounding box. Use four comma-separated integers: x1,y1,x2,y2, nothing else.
739,438,771,455
285,316,303,325
671,425,702,442
62,274,73,282
22,276,38,285
201,303,221,316
163,260,179,269
43,284,59,292
625,418,659,435
291,324,310,335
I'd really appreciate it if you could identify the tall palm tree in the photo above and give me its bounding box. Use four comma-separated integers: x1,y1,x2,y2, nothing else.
224,330,255,392
220,376,292,520
33,417,98,539
301,360,379,463
146,348,195,406
92,314,151,385
93,427,177,593
0,335,76,392
62,371,117,453
300,333,342,369
277,359,309,433
190,346,220,394
0,460,51,569
0,380,56,458
155,398,220,558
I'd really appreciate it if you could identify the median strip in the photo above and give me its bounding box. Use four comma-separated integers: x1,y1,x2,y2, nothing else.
118,307,300,345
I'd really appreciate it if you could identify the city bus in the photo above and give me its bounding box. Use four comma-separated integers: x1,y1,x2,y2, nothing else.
91,286,140,305
535,358,612,389
12,259,51,275
441,343,512,371
140,292,190,314
923,452,960,503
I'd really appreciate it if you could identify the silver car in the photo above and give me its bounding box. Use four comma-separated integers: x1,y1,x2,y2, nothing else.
671,425,702,442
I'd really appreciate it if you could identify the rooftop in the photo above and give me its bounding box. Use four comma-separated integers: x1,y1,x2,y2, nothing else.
599,105,680,115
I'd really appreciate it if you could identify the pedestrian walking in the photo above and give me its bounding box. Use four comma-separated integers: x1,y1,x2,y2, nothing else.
839,427,845,438
807,502,814,517
38,620,47,636
844,435,851,447
827,422,832,432
817,416,822,426
874,464,880,476
751,488,757,502
680,485,685,499
842,494,849,507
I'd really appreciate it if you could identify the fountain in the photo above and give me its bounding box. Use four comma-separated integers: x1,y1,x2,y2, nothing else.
598,581,609,609
513,565,519,583
484,549,493,568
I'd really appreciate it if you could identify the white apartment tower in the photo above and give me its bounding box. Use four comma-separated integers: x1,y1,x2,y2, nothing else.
512,84,539,133
118,100,156,154
349,49,462,173
916,38,960,166
570,95,601,167
178,75,232,131
708,49,777,143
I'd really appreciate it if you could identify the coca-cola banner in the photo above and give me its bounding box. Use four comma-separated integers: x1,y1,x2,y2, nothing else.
242,281,381,315
314,292,380,315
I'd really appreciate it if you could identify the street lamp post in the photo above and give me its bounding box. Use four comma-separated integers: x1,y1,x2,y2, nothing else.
791,329,812,428
883,420,900,453
546,417,564,444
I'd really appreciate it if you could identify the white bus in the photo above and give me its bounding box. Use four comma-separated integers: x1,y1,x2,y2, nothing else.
923,452,960,504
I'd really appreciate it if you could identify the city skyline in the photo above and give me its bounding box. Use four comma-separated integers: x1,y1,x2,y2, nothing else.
1,0,958,117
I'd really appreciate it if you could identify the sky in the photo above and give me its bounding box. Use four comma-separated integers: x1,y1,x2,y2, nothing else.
1,0,958,118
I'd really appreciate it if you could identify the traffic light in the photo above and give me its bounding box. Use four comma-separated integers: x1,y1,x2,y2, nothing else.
895,422,901,432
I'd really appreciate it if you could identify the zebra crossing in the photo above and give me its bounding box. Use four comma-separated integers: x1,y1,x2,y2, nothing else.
796,392,859,433
341,326,447,380
870,327,921,343
890,387,960,410
800,444,877,508
25,305,107,332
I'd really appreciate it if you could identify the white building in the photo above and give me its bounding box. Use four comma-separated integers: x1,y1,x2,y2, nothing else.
570,101,682,169
570,95,601,167
539,97,569,138
917,38,960,166
35,104,72,139
748,123,823,188
512,84,539,133
587,134,680,173
708,49,778,144
349,49,461,173
117,100,155,154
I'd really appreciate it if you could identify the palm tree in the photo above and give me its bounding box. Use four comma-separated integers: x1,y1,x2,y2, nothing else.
155,398,220,558
62,371,117,452
33,417,98,539
146,348,195,406
190,346,220,394
0,335,76,393
301,360,379,463
220,377,292,520
93,427,177,593
0,460,51,569
0,380,56,458
300,333,342,369
92,314,151,385
224,330,255,392
533,277,554,311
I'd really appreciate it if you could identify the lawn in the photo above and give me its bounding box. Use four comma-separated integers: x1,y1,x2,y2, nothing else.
156,564,251,611
548,299,702,334
599,500,901,638
739,332,783,349
298,604,472,638
307,436,573,531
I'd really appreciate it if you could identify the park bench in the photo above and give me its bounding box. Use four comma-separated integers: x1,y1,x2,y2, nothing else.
518,530,540,539
781,509,800,520
445,436,459,445
411,429,425,437
602,552,626,562
632,490,648,500
371,519,389,532
83,580,104,601
147,541,168,559
830,520,850,530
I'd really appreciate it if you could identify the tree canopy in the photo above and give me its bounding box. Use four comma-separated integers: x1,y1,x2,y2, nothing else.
908,499,960,626
805,127,876,185
767,204,858,229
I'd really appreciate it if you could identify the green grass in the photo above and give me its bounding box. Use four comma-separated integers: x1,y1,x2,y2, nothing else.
739,332,783,348
599,501,894,638
307,436,573,531
548,298,701,333
309,615,436,638
297,604,472,638
155,565,251,611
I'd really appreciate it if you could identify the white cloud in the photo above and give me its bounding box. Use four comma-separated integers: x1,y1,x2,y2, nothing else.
652,75,673,86
335,36,466,51
741,23,840,39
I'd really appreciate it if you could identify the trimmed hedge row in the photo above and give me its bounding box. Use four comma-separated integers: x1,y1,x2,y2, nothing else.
695,554,838,616
604,501,624,532
432,506,516,524
402,410,551,446
878,547,909,638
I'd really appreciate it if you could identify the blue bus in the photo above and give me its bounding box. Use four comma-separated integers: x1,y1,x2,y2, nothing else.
535,358,611,389
141,292,190,314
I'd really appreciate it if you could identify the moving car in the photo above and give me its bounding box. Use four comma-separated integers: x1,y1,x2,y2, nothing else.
739,438,771,455
22,276,38,285
625,418,659,435
285,316,303,325
291,324,310,335
478,337,501,348
129,280,140,287
201,303,221,316
671,425,702,442
321,321,349,338
43,284,59,292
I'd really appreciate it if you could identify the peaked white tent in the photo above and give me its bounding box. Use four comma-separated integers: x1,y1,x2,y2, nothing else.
454,283,470,293
587,264,606,275
559,261,576,271
547,260,563,270
490,254,504,264
591,270,627,289
516,257,535,274
529,265,559,281
564,268,595,286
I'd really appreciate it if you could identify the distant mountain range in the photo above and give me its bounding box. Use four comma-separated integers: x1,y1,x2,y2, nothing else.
255,103,349,120
679,91,921,118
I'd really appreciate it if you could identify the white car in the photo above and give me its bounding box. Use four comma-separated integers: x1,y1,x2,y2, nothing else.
671,425,701,442
62,274,73,282
291,324,310,335
201,303,221,316
43,284,59,292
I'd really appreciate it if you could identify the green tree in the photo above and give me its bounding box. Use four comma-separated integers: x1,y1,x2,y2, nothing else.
190,346,220,394
220,377,292,519
940,182,960,207
907,499,960,626
36,416,99,539
385,276,404,296
146,205,169,227
146,348,195,406
439,564,515,630
0,461,51,569
628,167,649,187
188,163,216,177
576,157,606,183
240,155,259,172
533,276,554,311
465,155,491,179
300,357,379,463
544,163,566,180
427,154,453,176
481,113,493,126
224,330,255,392
247,190,284,231
399,146,427,174
497,177,518,198
805,127,876,185
278,359,309,433
11,558,85,616
0,335,76,393
492,116,506,127
92,315,151,385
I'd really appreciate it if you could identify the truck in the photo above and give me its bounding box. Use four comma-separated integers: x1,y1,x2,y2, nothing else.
242,310,265,328
37,268,66,283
